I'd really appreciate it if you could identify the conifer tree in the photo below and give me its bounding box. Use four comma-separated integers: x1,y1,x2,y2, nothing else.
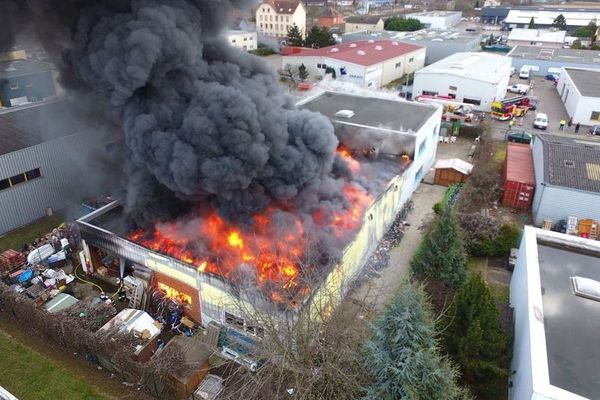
362,283,471,400
411,207,467,287
285,23,303,46
445,274,510,399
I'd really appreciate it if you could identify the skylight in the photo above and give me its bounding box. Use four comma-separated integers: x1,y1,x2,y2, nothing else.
571,276,600,301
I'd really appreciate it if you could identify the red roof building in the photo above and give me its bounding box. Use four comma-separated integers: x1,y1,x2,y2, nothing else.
318,7,345,28
282,40,425,88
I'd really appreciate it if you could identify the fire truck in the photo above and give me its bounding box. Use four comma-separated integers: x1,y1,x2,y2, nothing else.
491,95,534,121
414,95,476,124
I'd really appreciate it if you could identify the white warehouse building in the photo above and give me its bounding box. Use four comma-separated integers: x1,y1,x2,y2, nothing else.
412,52,512,111
405,11,463,29
225,30,258,52
507,28,566,49
282,40,425,89
557,68,600,126
510,226,600,400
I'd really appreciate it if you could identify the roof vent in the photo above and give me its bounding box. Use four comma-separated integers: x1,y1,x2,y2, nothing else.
357,50,366,55
564,160,575,168
392,41,399,46
4,67,17,72
368,39,375,43
571,276,600,301
330,47,339,52
334,109,355,118
349,43,357,47
374,45,383,50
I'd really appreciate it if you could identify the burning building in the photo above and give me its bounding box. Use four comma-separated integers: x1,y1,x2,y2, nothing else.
77,91,441,335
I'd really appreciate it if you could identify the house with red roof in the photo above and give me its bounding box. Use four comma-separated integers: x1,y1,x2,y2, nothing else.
281,40,425,88
256,0,306,39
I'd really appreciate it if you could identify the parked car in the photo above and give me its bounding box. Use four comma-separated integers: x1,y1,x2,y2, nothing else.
533,113,548,130
545,73,559,82
508,84,530,94
519,67,530,79
507,130,533,144
590,125,600,136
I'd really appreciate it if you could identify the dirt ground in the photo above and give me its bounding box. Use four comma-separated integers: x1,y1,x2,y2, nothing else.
0,313,153,400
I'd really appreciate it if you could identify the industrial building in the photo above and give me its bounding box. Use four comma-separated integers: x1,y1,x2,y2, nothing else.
405,11,462,29
344,15,385,33
531,134,600,226
412,52,512,111
225,30,258,52
507,46,600,77
0,99,118,234
506,28,566,49
76,91,442,342
342,29,481,65
503,9,600,31
281,40,425,88
510,226,600,400
0,58,57,108
557,68,600,126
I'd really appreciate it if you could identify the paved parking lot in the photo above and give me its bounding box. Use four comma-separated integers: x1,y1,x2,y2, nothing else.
488,75,574,140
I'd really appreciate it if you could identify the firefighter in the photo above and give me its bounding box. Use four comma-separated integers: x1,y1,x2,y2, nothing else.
559,119,566,130
508,119,515,129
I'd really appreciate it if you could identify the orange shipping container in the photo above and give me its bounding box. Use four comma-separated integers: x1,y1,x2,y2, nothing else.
503,143,535,210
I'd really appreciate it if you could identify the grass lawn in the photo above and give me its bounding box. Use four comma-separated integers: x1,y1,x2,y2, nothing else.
0,331,107,400
0,215,64,252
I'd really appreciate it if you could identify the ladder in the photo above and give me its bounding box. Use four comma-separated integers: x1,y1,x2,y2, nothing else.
128,283,143,309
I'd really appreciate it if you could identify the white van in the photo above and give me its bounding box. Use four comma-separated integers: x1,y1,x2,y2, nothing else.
519,66,530,79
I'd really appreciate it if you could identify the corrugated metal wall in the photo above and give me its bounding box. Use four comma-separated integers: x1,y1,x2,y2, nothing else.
0,132,108,234
531,137,600,225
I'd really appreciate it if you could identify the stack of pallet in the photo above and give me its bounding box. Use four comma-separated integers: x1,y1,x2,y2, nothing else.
0,249,25,273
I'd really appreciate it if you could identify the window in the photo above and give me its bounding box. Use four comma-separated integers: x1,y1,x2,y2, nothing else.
25,168,41,180
286,16,289,22
275,15,278,21
317,63,322,68
448,93,456,99
418,139,427,156
231,39,236,43
270,23,273,29
395,62,401,68
423,90,438,96
463,97,481,106
10,82,18,90
409,57,414,63
243,36,248,41
0,168,42,192
449,85,457,91
225,312,244,329
9,173,26,186
260,23,263,28
591,111,600,121
25,82,33,88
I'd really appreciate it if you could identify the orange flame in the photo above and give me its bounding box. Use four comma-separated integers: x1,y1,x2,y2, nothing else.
128,149,374,304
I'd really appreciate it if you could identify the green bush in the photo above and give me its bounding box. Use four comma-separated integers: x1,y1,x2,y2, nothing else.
468,223,520,258
249,47,275,57
433,202,444,215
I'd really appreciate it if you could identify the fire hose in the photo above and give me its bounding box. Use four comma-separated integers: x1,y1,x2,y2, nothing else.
72,259,122,299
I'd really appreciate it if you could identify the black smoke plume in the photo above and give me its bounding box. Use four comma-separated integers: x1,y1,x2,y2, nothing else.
1,0,353,227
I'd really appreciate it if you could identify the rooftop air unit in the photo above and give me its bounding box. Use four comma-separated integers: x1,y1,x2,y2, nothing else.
334,109,355,118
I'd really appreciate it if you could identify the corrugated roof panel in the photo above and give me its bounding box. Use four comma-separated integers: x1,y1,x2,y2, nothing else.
506,143,535,185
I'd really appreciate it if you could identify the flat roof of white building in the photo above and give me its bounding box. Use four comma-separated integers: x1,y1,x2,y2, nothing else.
407,10,462,17
563,68,600,98
298,91,438,133
505,9,600,27
517,227,600,399
415,52,510,83
508,28,566,43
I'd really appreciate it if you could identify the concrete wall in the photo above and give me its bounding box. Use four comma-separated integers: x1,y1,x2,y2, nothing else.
413,72,506,111
509,57,600,77
226,31,258,51
0,70,56,107
0,131,115,234
344,20,384,33
557,70,600,126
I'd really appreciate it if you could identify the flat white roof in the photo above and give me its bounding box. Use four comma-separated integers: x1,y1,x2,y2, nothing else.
415,52,511,83
505,9,600,27
516,227,600,400
407,10,462,17
508,28,566,43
